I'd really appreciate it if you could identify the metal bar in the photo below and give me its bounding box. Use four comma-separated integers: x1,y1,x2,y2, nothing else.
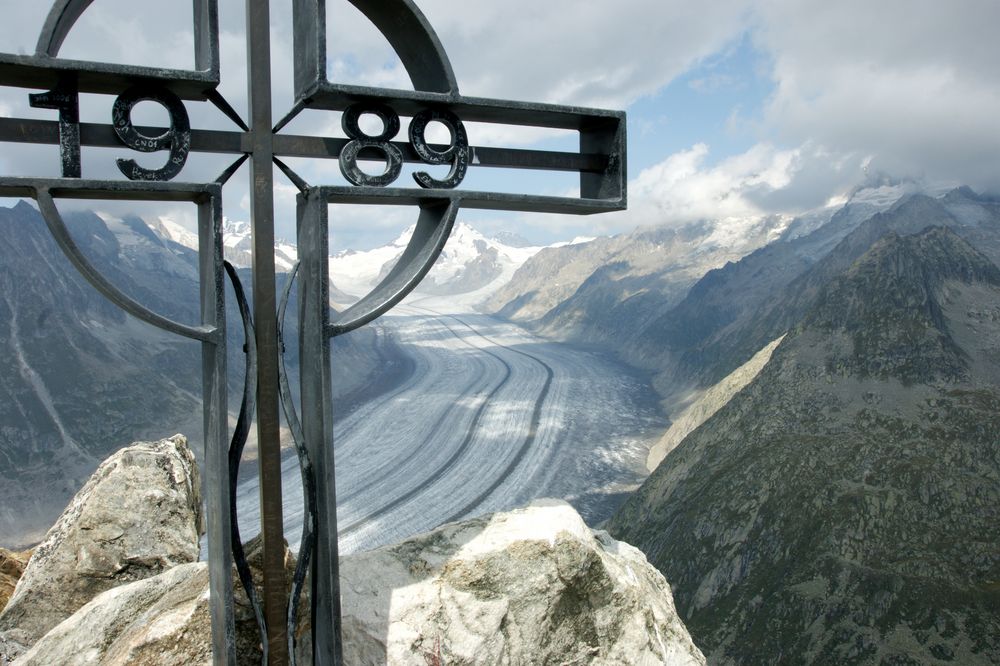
0,118,606,173
469,145,606,173
215,154,250,186
193,0,221,78
581,115,626,203
208,90,251,131
0,118,243,154
33,188,216,341
276,263,316,665
0,53,218,99
343,0,456,95
303,82,623,129
296,191,343,665
271,133,607,172
0,175,217,201
328,199,457,337
224,260,268,663
314,185,624,215
199,194,237,665
272,156,310,193
245,0,288,662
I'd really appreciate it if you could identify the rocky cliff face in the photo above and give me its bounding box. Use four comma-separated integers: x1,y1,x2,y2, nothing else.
631,188,1000,408
607,226,1000,664
0,436,203,661
0,437,704,665
0,551,30,616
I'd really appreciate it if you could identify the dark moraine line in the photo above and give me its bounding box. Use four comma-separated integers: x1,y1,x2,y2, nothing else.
338,311,513,536
337,325,501,504
434,311,554,524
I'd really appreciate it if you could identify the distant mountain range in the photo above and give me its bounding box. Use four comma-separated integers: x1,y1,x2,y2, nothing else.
485,184,999,407
7,180,1000,662
488,183,1000,663
0,207,578,548
154,217,552,304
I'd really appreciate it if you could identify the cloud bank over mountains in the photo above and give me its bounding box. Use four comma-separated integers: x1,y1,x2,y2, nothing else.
0,0,997,246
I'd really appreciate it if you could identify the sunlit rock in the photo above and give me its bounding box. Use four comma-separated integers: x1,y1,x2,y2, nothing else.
14,498,702,665
0,435,202,657
338,499,704,665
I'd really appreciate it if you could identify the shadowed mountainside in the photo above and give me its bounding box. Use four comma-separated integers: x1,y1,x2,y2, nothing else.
607,226,1000,664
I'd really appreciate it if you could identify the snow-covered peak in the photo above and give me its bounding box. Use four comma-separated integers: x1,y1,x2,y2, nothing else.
148,217,200,251
550,236,596,248
330,222,549,301
222,218,251,238
846,181,921,208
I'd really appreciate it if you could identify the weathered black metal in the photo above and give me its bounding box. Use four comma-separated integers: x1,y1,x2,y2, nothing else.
224,260,268,662
244,0,292,659
111,86,192,181
0,1,627,664
28,81,80,177
276,263,317,665
0,116,611,173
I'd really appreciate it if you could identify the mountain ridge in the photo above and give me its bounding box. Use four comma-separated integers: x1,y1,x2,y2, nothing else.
607,224,1000,664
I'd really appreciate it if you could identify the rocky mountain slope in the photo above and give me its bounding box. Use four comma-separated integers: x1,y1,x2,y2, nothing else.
1,437,705,665
482,184,1000,413
656,187,1000,391
483,214,796,352
0,202,206,547
0,202,399,548
607,226,1000,664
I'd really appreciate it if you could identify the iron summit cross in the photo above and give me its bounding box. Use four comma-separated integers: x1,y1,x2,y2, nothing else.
0,0,626,663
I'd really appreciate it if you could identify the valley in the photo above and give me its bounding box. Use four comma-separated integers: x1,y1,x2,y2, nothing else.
7,183,1000,663
231,299,666,555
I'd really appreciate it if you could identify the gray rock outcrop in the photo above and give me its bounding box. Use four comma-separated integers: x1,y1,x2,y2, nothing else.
0,435,202,656
0,549,30,614
15,499,703,665
609,227,1000,664
14,534,288,666
338,499,704,665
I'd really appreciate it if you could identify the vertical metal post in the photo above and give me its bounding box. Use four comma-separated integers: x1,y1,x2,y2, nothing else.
199,193,237,665
297,192,344,665
580,117,626,202
246,0,289,662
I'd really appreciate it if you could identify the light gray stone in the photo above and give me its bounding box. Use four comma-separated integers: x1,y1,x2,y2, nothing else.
337,499,704,665
14,534,289,666
0,435,202,656
13,500,703,665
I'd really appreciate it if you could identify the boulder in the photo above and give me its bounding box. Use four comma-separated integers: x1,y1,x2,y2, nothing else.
0,549,31,613
0,435,202,655
339,499,704,665
14,535,291,666
9,499,703,665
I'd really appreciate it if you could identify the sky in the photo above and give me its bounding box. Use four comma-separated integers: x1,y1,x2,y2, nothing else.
1,0,999,250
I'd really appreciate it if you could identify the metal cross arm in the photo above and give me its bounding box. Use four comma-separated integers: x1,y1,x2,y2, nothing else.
0,0,627,664
0,88,624,213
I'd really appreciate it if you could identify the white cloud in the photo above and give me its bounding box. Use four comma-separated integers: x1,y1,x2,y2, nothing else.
627,142,795,225
749,0,1000,192
3,0,1000,247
